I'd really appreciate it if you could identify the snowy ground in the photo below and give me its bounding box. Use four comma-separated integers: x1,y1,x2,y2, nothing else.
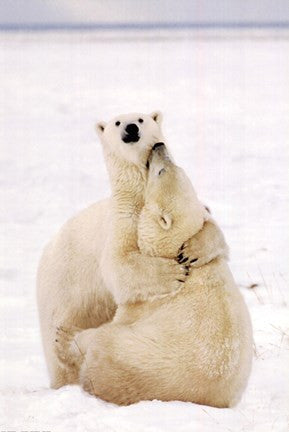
0,30,289,431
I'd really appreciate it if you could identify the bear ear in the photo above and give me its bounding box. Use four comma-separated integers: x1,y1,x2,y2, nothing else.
158,211,172,230
95,121,106,136
150,111,163,125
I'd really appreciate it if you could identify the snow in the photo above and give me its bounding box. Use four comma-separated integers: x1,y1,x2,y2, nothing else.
0,30,289,431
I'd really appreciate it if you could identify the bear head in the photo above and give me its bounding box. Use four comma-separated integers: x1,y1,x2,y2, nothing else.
138,143,206,258
96,111,163,167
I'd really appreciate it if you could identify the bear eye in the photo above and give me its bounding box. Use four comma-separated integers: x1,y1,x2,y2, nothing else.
115,121,121,126
138,118,143,123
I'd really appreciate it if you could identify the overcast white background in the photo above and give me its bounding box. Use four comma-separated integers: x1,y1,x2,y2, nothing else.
1,0,289,26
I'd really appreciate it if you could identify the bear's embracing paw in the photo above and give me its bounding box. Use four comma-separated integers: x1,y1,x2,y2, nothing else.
177,219,229,268
177,242,198,271
55,326,84,370
177,240,200,269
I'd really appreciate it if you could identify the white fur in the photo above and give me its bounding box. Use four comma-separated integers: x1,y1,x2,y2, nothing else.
56,147,253,407
37,111,186,388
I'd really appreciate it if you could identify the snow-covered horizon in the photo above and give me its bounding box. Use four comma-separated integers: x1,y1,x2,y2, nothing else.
0,30,288,431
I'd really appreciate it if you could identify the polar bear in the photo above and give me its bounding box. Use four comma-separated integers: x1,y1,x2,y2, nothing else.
37,112,189,389
55,143,253,407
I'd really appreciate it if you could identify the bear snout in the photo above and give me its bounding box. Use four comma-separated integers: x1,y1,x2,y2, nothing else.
151,142,170,161
152,142,165,151
122,123,140,143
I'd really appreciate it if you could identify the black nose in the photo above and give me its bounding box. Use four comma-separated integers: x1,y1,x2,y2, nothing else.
122,123,140,143
152,142,165,151
125,123,139,135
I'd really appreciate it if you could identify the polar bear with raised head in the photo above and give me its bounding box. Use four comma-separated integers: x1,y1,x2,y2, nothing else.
56,143,252,408
37,112,188,389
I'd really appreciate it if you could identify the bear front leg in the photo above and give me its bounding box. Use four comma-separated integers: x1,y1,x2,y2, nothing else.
103,252,189,304
177,219,229,268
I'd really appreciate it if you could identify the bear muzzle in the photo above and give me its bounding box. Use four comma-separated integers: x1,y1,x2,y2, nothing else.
146,142,172,174
122,123,140,143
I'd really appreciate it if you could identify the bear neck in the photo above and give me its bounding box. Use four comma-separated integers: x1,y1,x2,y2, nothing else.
105,152,147,215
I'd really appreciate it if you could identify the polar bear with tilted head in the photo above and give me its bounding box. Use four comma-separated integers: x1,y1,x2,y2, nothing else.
56,143,253,408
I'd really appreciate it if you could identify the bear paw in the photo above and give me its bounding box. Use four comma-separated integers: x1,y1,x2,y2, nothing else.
177,241,199,270
55,325,84,370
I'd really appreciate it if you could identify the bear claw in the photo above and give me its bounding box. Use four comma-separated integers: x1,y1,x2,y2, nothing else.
179,257,188,264
190,258,198,263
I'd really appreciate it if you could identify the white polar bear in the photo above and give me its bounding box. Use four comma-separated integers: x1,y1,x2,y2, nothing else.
55,143,253,407
37,111,188,389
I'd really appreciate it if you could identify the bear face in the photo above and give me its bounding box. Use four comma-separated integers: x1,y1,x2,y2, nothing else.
96,111,163,167
138,143,206,258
